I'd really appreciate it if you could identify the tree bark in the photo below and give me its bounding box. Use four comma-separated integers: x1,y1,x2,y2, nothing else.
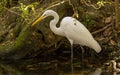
0,24,34,59
115,0,120,31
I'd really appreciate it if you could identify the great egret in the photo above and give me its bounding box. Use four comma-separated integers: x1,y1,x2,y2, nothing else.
32,10,101,73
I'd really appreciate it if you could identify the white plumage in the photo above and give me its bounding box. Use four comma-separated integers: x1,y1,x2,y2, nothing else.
32,10,101,53
60,17,101,53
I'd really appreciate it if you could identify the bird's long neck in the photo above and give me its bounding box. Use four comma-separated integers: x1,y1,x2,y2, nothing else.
49,11,64,36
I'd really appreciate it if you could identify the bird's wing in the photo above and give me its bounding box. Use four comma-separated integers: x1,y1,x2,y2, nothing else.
61,17,94,45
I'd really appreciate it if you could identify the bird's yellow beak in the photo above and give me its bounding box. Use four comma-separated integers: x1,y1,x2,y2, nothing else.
32,15,45,27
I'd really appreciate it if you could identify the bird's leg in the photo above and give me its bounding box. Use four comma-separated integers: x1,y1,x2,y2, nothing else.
80,46,85,61
71,44,74,74
67,38,74,74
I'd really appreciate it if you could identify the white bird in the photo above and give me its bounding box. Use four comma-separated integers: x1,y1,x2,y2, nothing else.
32,10,101,73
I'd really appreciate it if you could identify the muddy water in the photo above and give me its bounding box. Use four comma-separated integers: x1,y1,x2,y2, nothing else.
0,58,113,75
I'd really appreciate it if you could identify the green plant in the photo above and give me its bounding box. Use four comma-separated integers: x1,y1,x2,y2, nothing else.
0,0,7,12
18,2,39,18
83,14,95,27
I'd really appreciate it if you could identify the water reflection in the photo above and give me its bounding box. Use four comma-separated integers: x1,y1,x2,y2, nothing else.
91,68,102,75
0,62,23,75
0,59,119,75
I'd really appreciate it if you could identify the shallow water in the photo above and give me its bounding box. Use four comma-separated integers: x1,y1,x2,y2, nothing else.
0,58,114,75
0,47,117,75
0,59,100,75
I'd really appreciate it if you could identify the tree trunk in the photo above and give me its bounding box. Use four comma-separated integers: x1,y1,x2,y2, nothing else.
115,0,120,31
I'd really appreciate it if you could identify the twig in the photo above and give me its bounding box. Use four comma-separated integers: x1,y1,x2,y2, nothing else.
83,0,101,9
4,7,29,24
69,0,79,18
4,7,21,16
45,0,68,11
92,24,112,35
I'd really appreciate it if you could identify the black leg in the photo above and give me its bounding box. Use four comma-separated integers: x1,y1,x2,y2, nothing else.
71,44,74,74
80,46,85,61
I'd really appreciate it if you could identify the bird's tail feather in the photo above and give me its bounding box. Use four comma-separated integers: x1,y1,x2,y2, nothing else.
92,40,101,53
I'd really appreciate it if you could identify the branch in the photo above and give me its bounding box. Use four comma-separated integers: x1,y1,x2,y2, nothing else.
4,7,21,16
83,0,101,9
69,0,79,18
92,23,112,35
